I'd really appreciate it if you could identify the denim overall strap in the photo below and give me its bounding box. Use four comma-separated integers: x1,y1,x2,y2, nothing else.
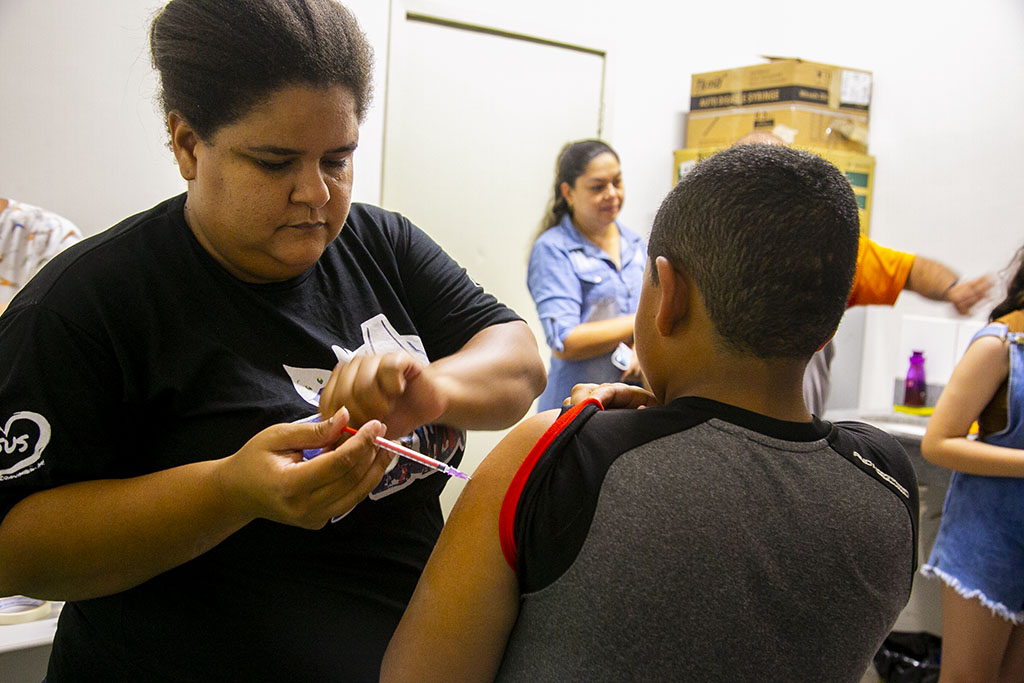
970,322,1024,448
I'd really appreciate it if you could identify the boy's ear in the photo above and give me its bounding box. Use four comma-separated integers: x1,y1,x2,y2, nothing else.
654,256,689,337
168,111,199,181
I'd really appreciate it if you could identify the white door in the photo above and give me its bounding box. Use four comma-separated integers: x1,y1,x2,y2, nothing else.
383,6,607,512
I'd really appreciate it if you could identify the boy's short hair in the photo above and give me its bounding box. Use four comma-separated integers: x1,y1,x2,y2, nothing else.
649,144,860,359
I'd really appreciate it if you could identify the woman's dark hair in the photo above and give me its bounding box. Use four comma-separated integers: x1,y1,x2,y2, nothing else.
990,244,1024,321
536,139,618,239
150,0,373,141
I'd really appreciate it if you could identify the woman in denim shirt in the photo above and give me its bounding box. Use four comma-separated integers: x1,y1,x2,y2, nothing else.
528,140,647,411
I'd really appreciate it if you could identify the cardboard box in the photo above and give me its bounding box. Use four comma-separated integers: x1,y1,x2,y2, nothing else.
690,58,872,115
673,145,875,234
673,147,725,184
685,104,869,153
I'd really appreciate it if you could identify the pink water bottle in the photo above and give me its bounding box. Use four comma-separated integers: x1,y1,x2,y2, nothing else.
903,350,927,407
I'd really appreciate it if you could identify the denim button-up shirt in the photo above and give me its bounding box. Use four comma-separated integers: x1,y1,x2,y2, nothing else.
527,214,647,411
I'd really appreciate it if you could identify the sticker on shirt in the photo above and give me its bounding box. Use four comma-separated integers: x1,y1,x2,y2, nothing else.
284,313,426,406
0,411,51,481
284,313,467,513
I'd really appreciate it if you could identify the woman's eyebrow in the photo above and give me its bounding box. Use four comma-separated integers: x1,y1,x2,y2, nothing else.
245,143,358,155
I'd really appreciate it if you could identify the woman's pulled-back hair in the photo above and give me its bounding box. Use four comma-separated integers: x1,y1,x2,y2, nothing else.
150,0,373,140
990,244,1024,321
536,139,618,239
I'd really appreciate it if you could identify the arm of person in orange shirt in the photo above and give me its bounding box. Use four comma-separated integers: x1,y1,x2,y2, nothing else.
849,235,992,314
905,256,993,315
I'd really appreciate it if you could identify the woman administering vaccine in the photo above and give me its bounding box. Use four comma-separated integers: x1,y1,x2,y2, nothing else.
528,140,647,410
0,1,543,680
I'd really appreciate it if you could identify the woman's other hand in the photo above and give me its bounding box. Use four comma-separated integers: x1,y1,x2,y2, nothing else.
318,352,449,439
564,382,657,410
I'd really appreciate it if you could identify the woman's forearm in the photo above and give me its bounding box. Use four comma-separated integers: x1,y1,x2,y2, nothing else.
429,321,546,430
0,414,390,601
0,459,247,601
921,434,1024,477
554,315,634,361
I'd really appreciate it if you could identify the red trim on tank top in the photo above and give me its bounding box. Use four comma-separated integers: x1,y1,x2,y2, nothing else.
499,397,604,571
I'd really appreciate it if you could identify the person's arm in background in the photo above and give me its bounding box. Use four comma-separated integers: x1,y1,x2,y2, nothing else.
528,238,635,363
556,315,634,361
905,255,993,315
0,410,392,601
0,199,13,316
382,411,557,682
319,321,546,439
921,335,1024,476
849,236,993,315
0,198,83,317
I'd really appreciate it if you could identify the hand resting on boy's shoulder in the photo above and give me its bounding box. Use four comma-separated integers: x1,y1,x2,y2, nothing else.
564,381,657,410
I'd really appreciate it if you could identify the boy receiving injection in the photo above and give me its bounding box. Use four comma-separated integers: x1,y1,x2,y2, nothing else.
382,144,919,682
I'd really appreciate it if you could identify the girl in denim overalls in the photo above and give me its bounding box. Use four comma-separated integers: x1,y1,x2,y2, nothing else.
921,245,1024,681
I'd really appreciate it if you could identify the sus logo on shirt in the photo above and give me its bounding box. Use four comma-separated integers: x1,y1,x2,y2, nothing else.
0,411,51,481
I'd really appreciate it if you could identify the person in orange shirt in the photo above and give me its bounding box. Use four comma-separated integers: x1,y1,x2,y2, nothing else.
803,233,992,415
849,232,989,311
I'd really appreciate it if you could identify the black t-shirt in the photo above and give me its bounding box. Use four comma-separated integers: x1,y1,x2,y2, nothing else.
0,195,521,681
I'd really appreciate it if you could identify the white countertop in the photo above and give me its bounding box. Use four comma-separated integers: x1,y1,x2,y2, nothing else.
827,408,928,441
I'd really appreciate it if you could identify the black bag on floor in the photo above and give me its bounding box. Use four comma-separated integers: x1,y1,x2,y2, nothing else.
872,631,941,683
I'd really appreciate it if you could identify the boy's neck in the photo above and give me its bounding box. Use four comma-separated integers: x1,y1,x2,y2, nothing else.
661,354,812,423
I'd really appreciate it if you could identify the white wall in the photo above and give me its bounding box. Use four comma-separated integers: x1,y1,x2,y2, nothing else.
600,0,1024,409
0,0,389,232
2,0,1023,402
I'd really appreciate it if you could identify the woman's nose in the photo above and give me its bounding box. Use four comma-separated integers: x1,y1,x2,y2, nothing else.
291,164,330,208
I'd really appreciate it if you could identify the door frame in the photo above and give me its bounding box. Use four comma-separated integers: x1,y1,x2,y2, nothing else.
382,0,617,196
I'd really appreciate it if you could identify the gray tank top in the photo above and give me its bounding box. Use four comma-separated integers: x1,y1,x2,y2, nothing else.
497,397,917,682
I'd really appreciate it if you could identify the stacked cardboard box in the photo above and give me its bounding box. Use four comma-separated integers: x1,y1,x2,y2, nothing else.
673,146,875,234
677,57,876,233
686,57,871,153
